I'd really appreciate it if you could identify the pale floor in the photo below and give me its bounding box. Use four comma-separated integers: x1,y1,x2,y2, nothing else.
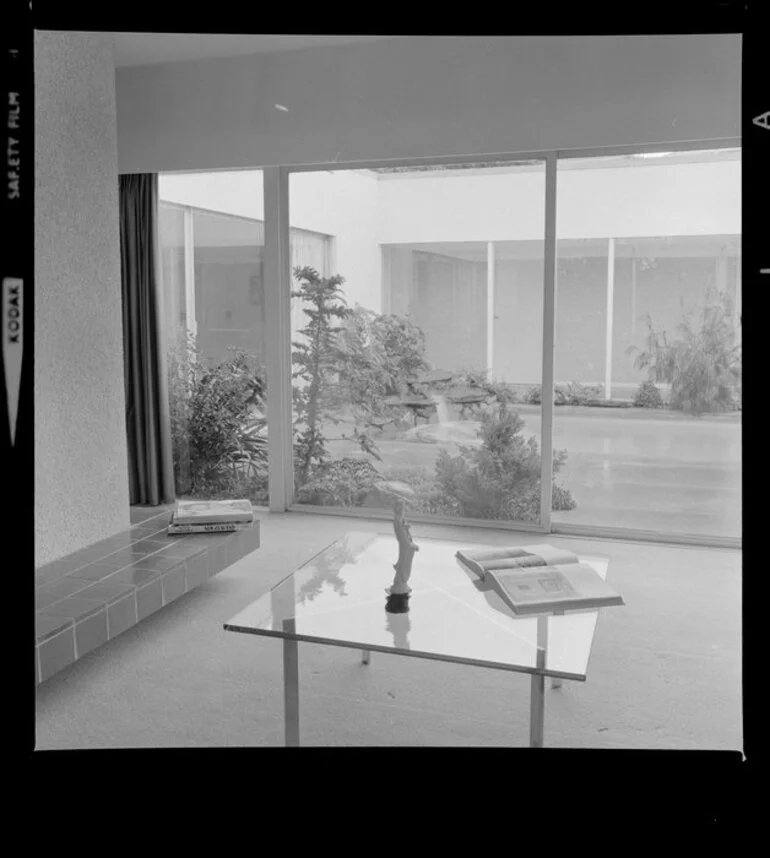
34,511,742,749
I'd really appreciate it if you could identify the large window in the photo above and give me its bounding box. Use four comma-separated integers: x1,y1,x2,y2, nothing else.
289,163,551,526
551,150,741,539
156,148,740,546
158,187,269,506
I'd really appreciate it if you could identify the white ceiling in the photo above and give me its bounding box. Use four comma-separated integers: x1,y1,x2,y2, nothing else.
112,33,397,67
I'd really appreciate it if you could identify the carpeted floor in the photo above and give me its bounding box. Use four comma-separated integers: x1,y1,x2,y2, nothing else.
34,512,742,749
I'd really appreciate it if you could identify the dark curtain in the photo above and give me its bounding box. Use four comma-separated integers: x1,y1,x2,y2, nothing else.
119,173,175,505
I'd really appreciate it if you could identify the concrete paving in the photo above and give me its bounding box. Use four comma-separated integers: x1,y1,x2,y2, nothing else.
326,409,741,538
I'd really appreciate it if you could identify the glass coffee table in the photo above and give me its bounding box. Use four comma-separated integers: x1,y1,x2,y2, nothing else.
224,532,610,747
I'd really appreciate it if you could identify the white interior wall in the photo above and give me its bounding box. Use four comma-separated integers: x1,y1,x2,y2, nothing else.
35,31,130,566
160,169,382,312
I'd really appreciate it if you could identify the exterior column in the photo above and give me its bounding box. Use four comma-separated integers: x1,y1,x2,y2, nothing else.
486,241,495,374
734,253,741,335
264,167,294,511
183,207,197,338
539,155,557,531
604,237,615,400
630,249,637,344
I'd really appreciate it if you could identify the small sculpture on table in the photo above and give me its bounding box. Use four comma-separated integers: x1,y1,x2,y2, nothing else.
375,481,419,613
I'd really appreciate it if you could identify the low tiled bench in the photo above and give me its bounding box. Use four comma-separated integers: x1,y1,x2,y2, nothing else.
34,508,260,685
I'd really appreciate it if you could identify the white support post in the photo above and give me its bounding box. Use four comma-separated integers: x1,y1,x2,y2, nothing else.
264,167,294,512
183,207,197,337
486,241,496,374
630,250,637,344
539,155,557,531
604,237,615,401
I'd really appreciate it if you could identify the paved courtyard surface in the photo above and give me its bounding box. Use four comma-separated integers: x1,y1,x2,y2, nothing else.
325,408,741,539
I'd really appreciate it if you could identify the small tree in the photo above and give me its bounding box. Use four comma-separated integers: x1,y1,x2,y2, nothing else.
627,291,741,415
291,267,382,490
432,401,576,522
334,305,430,424
291,266,353,486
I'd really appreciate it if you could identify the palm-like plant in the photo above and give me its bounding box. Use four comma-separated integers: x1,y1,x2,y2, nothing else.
627,291,741,415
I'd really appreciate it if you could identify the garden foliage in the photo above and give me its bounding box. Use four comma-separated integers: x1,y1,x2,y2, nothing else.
167,329,267,500
628,291,741,415
633,380,664,409
167,270,580,522
432,402,576,522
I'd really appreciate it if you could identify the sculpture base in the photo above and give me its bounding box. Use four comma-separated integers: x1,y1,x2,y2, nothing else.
385,592,411,614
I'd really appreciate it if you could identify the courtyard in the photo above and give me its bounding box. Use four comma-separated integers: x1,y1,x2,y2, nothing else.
324,405,741,538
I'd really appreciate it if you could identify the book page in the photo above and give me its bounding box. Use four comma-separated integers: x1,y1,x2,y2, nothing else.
495,569,580,603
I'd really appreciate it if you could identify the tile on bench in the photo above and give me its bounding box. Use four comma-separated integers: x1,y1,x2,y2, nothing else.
39,626,76,682
95,544,171,567
75,609,108,658
68,558,136,581
161,566,186,605
107,593,138,640
154,539,209,561
130,520,170,536
184,552,209,591
35,612,75,643
65,532,137,563
132,553,186,574
226,527,261,567
136,578,163,621
76,579,137,606
39,596,106,622
96,565,162,589
206,540,229,577
36,577,93,609
125,537,169,555
35,559,85,588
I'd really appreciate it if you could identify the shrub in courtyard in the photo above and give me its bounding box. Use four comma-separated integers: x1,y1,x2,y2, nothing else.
525,384,570,405
526,385,541,404
627,291,741,415
563,380,603,405
458,369,520,408
633,380,664,409
294,457,382,507
375,466,457,516
166,329,267,499
432,402,576,522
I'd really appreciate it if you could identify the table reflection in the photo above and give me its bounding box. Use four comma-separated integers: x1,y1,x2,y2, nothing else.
385,610,411,650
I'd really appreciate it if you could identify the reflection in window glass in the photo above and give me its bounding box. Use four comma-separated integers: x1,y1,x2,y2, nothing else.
290,163,557,525
552,149,741,538
158,187,269,507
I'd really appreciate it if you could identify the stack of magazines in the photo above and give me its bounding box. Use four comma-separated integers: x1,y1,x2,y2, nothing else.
167,499,255,535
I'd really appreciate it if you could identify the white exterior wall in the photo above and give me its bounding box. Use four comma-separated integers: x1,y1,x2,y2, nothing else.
159,169,382,311
159,157,739,333
377,159,740,245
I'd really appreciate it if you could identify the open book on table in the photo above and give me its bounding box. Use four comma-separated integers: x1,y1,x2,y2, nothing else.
455,543,624,616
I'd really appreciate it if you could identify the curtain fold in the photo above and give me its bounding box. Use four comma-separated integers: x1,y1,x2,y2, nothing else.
119,173,176,506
